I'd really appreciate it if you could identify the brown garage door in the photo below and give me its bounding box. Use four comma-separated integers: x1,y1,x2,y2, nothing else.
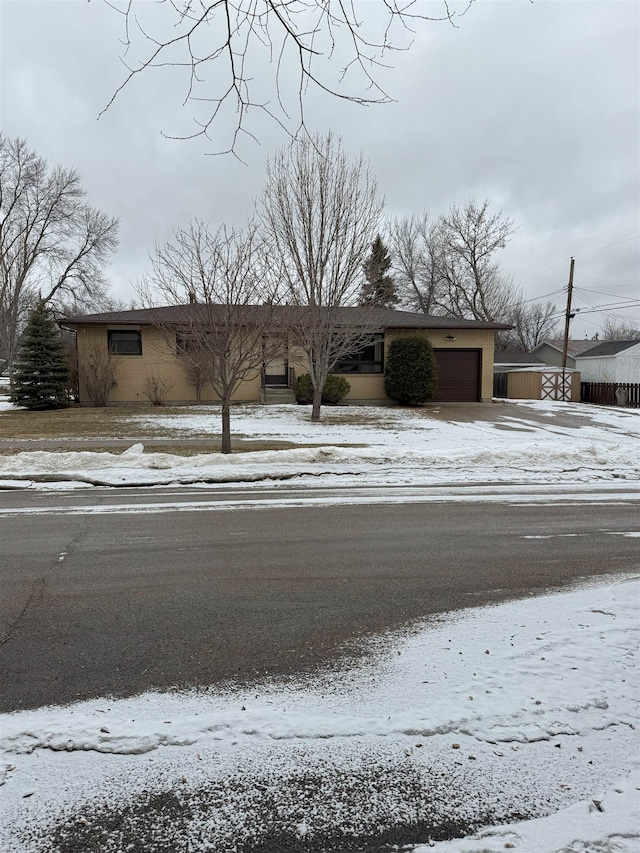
433,349,481,402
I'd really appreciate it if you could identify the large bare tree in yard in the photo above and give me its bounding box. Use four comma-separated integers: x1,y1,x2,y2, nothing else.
142,220,280,453
0,134,119,381
260,132,383,422
388,212,443,314
499,299,559,351
436,199,518,322
389,201,521,325
101,2,475,154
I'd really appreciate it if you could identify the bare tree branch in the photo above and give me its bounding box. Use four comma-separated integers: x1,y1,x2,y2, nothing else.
497,299,559,351
600,317,640,341
99,0,476,154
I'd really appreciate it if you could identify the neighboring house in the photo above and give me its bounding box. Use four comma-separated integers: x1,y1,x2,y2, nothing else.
574,340,640,384
62,305,511,406
530,339,597,369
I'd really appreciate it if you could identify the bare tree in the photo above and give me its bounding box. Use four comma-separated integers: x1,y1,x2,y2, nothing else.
101,1,475,154
600,317,640,341
144,374,174,406
80,339,119,406
179,345,210,402
435,199,518,322
260,132,383,421
497,300,559,351
388,212,444,314
142,220,280,453
0,135,119,381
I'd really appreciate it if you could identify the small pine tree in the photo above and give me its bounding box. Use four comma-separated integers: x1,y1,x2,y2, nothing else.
384,335,437,405
10,304,70,410
360,234,398,307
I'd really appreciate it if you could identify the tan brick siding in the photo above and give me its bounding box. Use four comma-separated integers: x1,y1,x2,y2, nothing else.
76,325,261,405
76,323,497,405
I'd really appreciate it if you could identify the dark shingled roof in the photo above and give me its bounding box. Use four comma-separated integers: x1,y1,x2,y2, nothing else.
61,304,512,331
532,339,599,357
577,340,640,358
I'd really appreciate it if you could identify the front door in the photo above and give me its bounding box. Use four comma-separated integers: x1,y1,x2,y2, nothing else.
263,338,289,386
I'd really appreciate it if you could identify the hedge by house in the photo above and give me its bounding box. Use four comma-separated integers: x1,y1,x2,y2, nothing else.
384,336,437,405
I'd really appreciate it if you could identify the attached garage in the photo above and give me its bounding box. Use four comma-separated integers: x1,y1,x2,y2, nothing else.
433,349,481,402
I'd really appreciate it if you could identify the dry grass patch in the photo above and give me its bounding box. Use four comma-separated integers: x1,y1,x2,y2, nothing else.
0,406,210,441
0,405,364,454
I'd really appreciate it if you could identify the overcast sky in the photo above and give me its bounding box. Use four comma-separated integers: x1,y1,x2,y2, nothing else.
1,0,638,337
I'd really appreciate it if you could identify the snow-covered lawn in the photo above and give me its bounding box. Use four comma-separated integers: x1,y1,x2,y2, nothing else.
0,399,639,490
1,576,638,852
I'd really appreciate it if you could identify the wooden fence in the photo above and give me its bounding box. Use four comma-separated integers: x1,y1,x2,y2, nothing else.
580,382,640,408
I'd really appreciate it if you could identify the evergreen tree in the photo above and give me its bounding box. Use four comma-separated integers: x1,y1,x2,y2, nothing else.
384,335,437,405
10,304,69,410
360,234,398,307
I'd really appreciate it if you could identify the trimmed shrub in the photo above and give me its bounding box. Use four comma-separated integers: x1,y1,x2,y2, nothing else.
295,373,314,404
321,374,351,404
295,373,351,405
384,336,437,405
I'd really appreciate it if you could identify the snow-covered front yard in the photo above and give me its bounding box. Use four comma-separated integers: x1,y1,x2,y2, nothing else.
0,399,639,490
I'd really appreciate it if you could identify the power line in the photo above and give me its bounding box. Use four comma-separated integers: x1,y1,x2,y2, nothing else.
574,287,638,302
577,283,640,290
522,287,565,305
548,301,640,321
517,234,639,294
518,259,568,288
573,302,640,317
573,235,640,258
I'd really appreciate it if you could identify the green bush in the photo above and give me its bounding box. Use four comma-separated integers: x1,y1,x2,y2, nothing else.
321,374,351,404
295,373,351,405
295,373,314,404
384,336,437,405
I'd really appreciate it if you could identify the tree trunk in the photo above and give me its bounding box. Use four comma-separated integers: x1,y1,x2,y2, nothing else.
311,386,322,422
221,401,232,453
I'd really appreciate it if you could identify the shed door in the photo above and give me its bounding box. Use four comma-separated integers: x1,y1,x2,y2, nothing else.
433,349,481,402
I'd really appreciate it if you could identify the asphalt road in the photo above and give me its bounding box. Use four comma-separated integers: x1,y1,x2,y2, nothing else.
1,484,638,712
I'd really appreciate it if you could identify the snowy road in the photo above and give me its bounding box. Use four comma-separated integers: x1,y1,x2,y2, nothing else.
1,488,638,713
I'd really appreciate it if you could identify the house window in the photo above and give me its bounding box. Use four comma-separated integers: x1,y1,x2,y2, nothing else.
332,335,384,374
108,330,142,355
176,332,194,353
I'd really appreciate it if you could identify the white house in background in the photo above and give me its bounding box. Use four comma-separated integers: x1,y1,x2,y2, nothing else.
575,340,640,383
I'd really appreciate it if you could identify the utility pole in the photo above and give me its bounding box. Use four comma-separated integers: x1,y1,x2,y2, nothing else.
561,257,575,370
560,257,575,402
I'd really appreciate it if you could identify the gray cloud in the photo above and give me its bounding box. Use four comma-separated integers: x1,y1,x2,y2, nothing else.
1,0,638,330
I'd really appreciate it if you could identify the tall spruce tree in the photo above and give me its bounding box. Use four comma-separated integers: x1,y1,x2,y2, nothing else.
360,234,398,307
10,303,69,410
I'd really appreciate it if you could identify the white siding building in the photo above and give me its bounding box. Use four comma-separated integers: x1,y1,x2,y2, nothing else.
575,340,640,383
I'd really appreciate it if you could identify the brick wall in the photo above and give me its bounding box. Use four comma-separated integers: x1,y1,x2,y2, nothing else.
76,323,497,405
76,325,261,405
